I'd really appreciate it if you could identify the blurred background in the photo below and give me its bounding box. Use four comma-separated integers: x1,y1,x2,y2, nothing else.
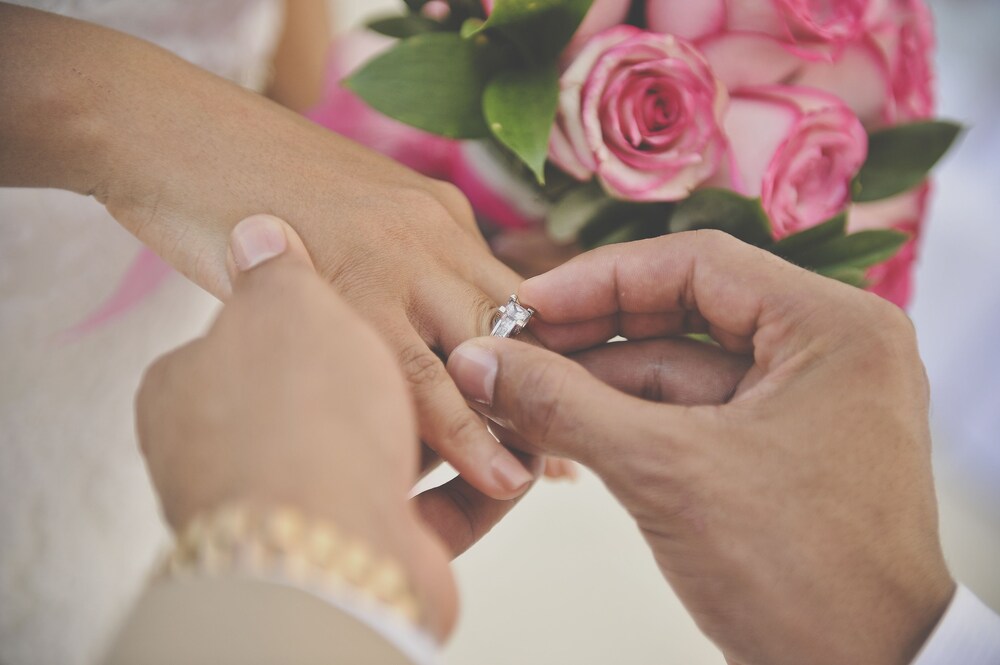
331,1,1000,663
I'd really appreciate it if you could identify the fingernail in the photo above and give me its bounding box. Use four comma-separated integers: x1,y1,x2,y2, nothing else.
492,453,533,493
230,215,287,271
448,344,497,406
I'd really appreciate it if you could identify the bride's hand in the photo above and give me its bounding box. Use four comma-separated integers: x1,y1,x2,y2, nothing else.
136,215,540,640
0,4,534,501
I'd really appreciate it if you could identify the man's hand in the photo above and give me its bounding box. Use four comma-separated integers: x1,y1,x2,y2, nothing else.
137,215,537,641
447,230,955,665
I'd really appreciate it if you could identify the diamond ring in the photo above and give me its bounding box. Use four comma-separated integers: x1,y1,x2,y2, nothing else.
491,295,535,338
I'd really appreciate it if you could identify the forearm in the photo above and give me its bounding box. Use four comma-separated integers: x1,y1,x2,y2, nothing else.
0,3,438,297
266,0,333,111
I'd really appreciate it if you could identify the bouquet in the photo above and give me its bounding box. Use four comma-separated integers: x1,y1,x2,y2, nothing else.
309,0,960,308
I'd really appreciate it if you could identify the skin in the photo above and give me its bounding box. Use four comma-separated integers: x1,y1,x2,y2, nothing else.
0,2,533,501
136,214,543,641
141,217,954,661
448,229,956,665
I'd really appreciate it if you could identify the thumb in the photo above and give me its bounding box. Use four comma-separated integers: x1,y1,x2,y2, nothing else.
225,213,315,290
447,337,684,471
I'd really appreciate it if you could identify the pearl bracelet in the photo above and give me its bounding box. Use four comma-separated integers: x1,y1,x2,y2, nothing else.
164,502,420,625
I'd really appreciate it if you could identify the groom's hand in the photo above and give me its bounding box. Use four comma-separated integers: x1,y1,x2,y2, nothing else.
447,230,954,665
136,215,537,641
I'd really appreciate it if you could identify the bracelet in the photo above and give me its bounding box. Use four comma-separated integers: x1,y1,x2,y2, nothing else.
164,502,420,625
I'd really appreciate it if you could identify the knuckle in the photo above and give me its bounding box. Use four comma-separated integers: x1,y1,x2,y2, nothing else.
398,342,446,390
517,360,575,443
429,180,475,223
469,291,499,338
443,412,485,448
441,482,480,546
691,228,737,252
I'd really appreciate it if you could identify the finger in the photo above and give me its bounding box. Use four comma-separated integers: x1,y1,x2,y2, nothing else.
572,338,751,405
226,213,316,290
419,442,443,477
395,330,535,501
447,337,691,468
542,457,580,481
518,230,838,360
530,310,712,354
413,453,543,558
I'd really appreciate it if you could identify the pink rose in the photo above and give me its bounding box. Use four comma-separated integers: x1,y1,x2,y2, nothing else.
849,182,930,307
718,85,868,238
647,0,872,49
869,0,936,121
550,26,728,201
658,0,935,127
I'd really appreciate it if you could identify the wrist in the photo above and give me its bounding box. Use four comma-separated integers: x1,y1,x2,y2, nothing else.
167,501,422,624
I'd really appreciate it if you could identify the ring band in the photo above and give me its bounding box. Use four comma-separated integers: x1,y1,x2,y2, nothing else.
491,295,535,338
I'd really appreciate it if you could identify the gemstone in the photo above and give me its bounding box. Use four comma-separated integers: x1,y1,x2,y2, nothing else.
491,295,534,338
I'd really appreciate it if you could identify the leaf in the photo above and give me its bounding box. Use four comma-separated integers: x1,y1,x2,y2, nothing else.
547,184,673,249
483,64,559,184
467,0,594,63
345,33,507,139
368,14,448,39
817,265,869,288
852,120,962,202
546,184,614,243
460,17,485,37
770,213,847,259
578,200,673,249
403,0,430,12
792,229,909,271
668,189,773,246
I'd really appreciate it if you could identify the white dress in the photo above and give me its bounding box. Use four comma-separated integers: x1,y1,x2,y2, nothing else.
0,2,282,663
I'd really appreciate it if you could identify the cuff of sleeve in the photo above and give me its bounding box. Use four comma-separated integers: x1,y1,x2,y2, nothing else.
307,580,442,665
911,584,1000,665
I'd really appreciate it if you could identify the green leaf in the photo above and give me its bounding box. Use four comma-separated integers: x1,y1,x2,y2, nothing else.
817,265,869,288
403,0,430,12
668,189,773,246
578,200,673,249
546,184,614,243
368,14,448,39
792,229,909,271
467,0,593,63
547,184,673,248
460,17,485,37
852,120,962,202
483,64,559,184
770,213,847,259
345,33,507,139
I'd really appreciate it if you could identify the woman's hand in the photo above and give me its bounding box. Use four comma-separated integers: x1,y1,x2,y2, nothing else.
0,3,533,501
136,215,540,640
447,231,955,665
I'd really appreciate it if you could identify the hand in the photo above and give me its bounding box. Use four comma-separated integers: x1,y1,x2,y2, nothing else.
136,215,539,640
0,4,533,502
447,230,955,665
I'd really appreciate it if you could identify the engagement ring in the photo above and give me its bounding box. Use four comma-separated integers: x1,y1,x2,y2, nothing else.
491,295,535,338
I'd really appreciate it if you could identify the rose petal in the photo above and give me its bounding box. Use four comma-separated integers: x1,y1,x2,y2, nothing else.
699,32,803,90
646,0,727,41
722,93,803,196
794,38,891,126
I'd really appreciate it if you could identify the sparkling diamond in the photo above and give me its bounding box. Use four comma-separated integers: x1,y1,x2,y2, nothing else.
491,295,534,338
